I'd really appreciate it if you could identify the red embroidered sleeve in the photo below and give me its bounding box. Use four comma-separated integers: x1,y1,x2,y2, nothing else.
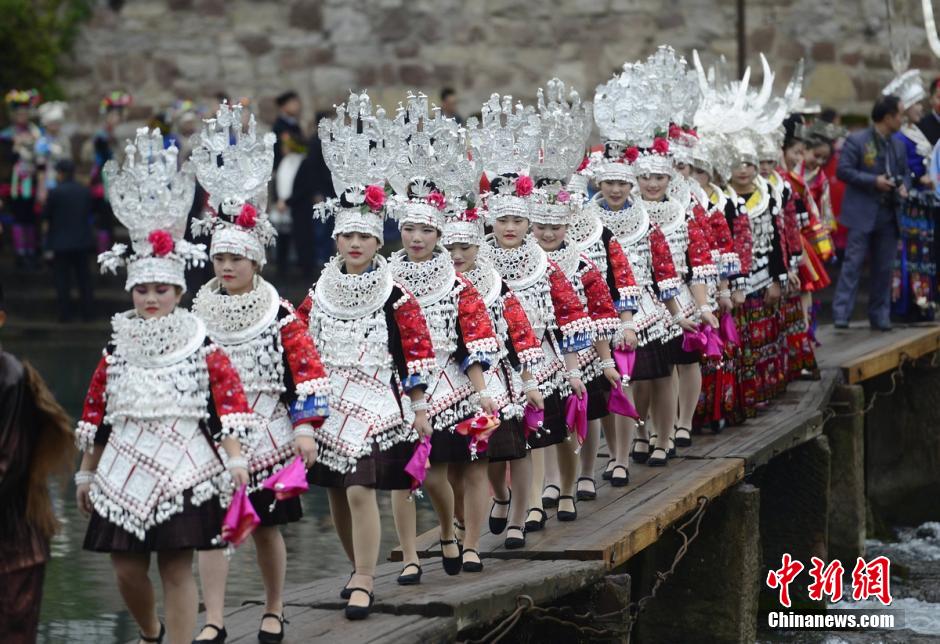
649,225,680,300
456,277,499,358
294,292,314,325
732,213,753,276
607,237,640,310
687,216,717,284
710,203,738,278
547,261,594,353
502,291,543,369
279,305,330,428
76,351,109,451
392,290,436,378
581,264,620,341
206,345,255,440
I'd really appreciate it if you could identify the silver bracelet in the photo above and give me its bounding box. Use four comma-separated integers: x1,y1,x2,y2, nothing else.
719,289,732,299
599,358,616,370
672,311,686,324
522,380,540,393
411,400,430,413
621,320,638,332
74,470,95,486
294,426,316,439
567,368,583,380
227,456,248,472
698,304,712,316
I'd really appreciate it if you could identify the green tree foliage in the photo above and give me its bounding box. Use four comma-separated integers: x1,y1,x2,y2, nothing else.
0,0,92,99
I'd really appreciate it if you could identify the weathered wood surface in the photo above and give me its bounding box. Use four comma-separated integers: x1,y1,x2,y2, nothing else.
816,323,940,383
218,323,939,642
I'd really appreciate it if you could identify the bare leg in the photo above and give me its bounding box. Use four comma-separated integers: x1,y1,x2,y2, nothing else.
391,489,419,568
195,549,228,637
507,454,532,535
346,486,379,607
650,374,678,453
449,463,466,538
253,526,287,632
527,447,546,518
461,459,489,564
556,437,579,515
612,397,638,468
423,463,459,560
801,291,813,329
156,549,198,644
487,459,510,521
327,487,355,564
676,362,702,430
578,418,602,495
601,414,618,476
542,443,561,502
111,552,160,643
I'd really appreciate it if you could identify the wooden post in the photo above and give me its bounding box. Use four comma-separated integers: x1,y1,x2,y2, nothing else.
825,384,866,563
631,483,761,644
737,0,746,78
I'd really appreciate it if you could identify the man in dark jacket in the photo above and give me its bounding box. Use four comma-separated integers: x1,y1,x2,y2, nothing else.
42,159,95,322
833,95,910,330
916,77,940,145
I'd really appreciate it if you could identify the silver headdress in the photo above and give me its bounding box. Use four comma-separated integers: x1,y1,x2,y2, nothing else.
883,69,926,109
315,92,398,243
190,102,277,265
533,78,592,184
467,94,541,223
387,91,470,232
98,127,203,291
593,61,658,180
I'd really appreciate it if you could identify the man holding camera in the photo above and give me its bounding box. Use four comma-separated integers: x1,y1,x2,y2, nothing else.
833,94,910,331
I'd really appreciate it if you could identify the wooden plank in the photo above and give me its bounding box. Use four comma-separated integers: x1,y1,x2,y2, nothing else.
841,326,940,383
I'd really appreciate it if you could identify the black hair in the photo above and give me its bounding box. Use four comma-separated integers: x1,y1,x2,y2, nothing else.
441,87,456,101
407,178,439,198
487,173,518,193
54,159,75,179
819,107,838,123
782,114,805,149
930,77,940,97
871,94,902,122
276,91,299,107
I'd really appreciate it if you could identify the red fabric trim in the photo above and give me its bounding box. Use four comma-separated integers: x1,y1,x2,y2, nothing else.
686,216,714,269
581,265,619,322
80,352,109,428
547,261,590,330
456,276,497,347
502,291,540,356
279,311,328,388
732,214,754,275
393,293,436,365
709,205,734,254
649,225,679,285
294,293,313,325
206,346,251,418
607,237,637,290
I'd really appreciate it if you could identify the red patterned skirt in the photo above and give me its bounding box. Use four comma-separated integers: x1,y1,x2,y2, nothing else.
782,295,820,380
733,294,785,418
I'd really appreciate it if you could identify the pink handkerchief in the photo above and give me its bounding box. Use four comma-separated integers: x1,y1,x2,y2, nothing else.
222,484,260,547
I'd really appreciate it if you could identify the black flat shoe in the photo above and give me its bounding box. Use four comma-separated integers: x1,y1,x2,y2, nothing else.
667,436,677,459
258,613,288,644
143,623,165,644
648,447,668,466
601,459,616,480
610,464,630,487
541,484,560,508
557,495,577,521
462,548,484,573
675,427,692,448
504,525,526,549
631,436,651,463
454,519,466,546
440,538,462,575
576,476,596,501
397,562,423,585
489,491,511,535
340,570,355,599
192,623,225,644
524,507,547,532
344,588,374,621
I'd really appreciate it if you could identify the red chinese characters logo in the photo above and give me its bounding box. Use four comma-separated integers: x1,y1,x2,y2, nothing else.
766,553,804,608
851,556,893,605
766,555,892,607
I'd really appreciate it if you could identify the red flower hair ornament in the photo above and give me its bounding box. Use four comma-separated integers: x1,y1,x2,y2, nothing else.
235,203,257,228
651,137,670,155
148,229,175,257
623,147,640,164
515,175,534,197
364,184,386,211
426,191,446,211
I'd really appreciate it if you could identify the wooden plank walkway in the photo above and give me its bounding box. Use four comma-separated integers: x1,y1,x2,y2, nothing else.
216,323,939,643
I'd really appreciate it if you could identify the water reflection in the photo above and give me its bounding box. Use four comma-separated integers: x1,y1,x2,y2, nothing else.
5,335,435,643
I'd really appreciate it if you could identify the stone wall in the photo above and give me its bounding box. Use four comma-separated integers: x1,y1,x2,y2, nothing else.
61,0,936,143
